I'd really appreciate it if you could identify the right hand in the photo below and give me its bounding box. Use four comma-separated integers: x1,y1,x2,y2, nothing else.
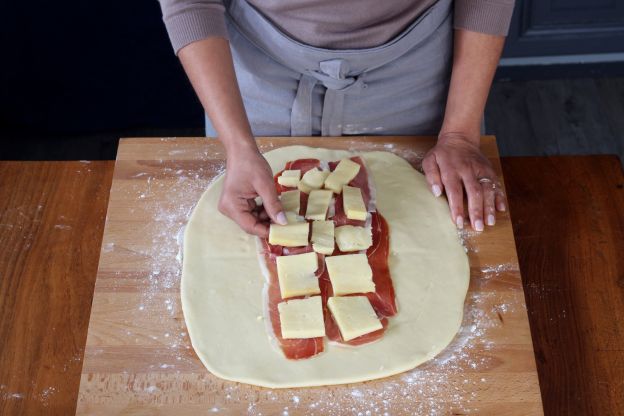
218,144,287,238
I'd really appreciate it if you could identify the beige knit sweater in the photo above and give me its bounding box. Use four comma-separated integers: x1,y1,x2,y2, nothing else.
159,0,515,54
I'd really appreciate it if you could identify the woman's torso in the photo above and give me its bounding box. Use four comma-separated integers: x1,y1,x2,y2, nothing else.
245,0,437,49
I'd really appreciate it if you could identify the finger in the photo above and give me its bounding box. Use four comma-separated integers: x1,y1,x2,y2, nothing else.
482,182,496,226
257,210,270,222
249,210,270,222
218,196,270,237
462,173,484,232
495,187,507,212
422,154,443,197
255,177,287,225
441,172,464,229
247,198,257,211
232,208,270,238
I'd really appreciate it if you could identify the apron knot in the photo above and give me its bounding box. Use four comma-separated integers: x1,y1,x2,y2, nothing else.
291,59,365,136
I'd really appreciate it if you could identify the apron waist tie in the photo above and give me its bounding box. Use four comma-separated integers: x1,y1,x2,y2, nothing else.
291,58,365,136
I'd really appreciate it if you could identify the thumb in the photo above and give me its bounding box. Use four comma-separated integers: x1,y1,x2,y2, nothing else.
256,176,287,225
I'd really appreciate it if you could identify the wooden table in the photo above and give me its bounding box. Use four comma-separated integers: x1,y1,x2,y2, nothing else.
0,138,622,415
78,136,542,415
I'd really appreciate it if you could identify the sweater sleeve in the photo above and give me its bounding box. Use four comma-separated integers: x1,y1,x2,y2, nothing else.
454,0,516,36
158,0,229,55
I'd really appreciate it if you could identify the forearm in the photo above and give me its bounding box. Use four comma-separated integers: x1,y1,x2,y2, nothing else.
440,29,505,144
178,38,257,154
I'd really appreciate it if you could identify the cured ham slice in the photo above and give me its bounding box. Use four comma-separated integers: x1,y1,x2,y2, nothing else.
261,156,396,359
260,240,326,360
320,212,396,346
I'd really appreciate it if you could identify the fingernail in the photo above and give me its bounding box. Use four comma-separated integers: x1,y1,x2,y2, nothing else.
487,214,495,226
498,201,507,212
456,216,464,229
474,219,484,232
276,212,288,225
432,184,442,197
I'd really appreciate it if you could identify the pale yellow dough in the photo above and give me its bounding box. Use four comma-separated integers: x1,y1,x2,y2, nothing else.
181,146,469,388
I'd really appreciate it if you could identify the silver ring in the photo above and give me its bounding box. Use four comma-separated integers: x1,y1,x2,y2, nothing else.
478,177,497,189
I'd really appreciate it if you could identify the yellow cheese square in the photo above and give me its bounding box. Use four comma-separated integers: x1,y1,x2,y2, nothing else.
277,170,301,187
311,220,335,255
269,222,309,247
280,190,300,214
278,296,326,339
298,168,330,193
324,159,361,193
276,251,320,298
325,253,375,295
335,225,372,252
342,186,367,221
327,296,382,341
305,189,333,220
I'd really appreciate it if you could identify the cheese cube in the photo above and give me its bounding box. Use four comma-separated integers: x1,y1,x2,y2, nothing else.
278,296,326,339
277,170,301,187
311,220,335,255
269,222,309,247
327,296,382,341
324,159,361,193
335,225,372,252
298,169,330,193
305,190,333,220
342,185,367,221
276,251,320,298
325,253,375,295
279,190,300,215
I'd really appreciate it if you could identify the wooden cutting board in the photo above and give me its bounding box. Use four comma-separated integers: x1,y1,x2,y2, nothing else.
76,136,543,415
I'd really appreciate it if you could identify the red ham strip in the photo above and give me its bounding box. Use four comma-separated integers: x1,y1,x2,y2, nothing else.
262,156,396,359
260,239,326,359
320,212,396,346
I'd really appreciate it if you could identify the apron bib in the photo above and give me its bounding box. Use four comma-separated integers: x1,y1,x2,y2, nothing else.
206,0,453,137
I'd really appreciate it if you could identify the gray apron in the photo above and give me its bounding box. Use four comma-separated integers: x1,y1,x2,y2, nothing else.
206,0,453,137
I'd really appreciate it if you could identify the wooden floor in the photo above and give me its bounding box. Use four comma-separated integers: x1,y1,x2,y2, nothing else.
486,77,624,164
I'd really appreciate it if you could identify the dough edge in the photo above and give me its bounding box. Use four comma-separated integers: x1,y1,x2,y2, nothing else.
181,145,469,388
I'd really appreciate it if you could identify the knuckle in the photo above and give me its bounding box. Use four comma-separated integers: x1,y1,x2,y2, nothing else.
440,171,454,182
449,195,463,208
457,161,471,171
466,187,481,199
422,156,434,170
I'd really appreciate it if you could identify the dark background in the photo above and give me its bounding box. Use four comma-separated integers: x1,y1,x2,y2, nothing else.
1,0,624,160
0,0,202,159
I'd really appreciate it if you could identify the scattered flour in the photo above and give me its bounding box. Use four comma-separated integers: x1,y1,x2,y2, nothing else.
100,144,519,414
103,159,225,375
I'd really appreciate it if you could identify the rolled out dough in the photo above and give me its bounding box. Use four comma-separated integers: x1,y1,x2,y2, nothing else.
181,146,469,388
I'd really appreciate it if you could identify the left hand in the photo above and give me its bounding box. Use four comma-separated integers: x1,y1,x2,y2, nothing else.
422,132,507,231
